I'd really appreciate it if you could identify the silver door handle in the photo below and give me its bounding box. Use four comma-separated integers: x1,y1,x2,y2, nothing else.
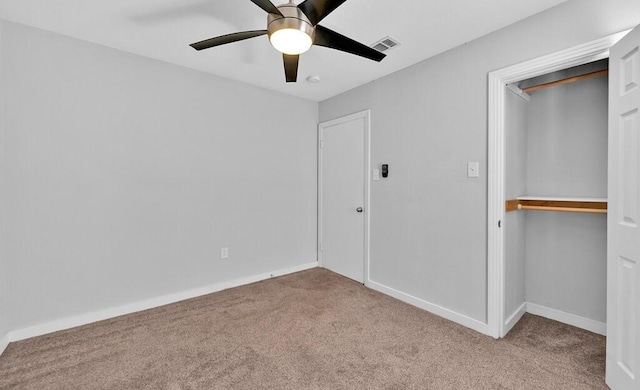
356,207,363,213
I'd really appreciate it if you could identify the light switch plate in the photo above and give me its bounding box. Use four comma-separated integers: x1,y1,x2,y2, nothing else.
372,169,380,181
467,162,479,178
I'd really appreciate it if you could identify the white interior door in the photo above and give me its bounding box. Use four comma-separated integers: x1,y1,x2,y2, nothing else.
319,111,369,283
607,25,640,390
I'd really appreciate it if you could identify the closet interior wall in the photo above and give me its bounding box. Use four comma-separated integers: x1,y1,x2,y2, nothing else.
505,89,527,321
504,69,608,332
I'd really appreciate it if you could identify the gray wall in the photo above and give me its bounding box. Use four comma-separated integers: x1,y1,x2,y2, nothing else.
0,19,318,331
0,255,7,347
0,257,6,347
525,76,608,322
0,24,9,347
319,0,640,323
504,89,528,319
525,76,608,197
525,212,607,321
0,255,7,348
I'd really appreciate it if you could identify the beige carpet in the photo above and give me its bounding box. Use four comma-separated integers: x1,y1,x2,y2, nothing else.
0,268,606,389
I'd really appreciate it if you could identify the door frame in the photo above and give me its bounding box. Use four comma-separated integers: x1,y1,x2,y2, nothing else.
487,31,629,339
317,110,371,284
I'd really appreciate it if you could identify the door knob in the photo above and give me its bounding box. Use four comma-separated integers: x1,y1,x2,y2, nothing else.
356,207,363,213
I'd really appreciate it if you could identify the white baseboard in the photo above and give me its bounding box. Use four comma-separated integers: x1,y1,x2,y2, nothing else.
0,333,9,356
8,261,318,343
526,302,606,336
503,302,527,337
366,279,490,336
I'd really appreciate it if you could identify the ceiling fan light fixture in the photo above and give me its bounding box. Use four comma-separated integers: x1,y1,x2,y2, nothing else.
270,28,313,55
267,4,315,55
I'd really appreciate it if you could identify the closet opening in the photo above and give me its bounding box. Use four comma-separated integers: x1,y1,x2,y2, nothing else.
486,32,628,340
502,58,609,337
490,28,640,388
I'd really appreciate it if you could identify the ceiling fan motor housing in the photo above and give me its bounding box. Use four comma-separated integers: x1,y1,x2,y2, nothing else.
267,3,315,41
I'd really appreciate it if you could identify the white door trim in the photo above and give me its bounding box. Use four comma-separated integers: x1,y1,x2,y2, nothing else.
487,31,629,339
317,110,371,283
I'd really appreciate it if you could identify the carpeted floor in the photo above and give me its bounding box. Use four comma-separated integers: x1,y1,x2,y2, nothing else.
0,268,606,389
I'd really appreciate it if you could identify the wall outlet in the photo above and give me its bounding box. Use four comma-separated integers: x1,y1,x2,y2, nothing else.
220,247,229,259
467,162,479,178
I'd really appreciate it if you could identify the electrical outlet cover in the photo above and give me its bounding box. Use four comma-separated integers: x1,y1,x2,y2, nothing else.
467,162,479,178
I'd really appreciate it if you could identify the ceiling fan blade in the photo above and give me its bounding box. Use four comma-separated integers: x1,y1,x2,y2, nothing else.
250,0,283,16
283,54,299,83
190,30,268,51
298,0,346,25
313,25,385,62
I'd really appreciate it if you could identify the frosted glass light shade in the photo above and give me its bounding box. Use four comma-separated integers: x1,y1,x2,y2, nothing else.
270,29,313,55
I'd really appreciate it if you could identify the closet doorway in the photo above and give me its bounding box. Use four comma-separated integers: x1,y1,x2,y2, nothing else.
488,27,640,390
502,58,609,337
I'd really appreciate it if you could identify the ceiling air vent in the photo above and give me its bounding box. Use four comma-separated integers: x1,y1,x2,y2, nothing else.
371,36,401,53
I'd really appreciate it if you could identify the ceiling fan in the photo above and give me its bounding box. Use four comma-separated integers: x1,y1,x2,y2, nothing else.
189,0,386,82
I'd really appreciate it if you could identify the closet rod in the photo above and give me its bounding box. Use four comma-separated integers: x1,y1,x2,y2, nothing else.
522,69,609,94
505,198,607,214
518,205,607,214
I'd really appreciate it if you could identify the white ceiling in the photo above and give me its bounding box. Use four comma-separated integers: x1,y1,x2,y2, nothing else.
0,0,568,101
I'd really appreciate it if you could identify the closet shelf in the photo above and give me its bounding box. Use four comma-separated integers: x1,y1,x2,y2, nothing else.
505,196,607,214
